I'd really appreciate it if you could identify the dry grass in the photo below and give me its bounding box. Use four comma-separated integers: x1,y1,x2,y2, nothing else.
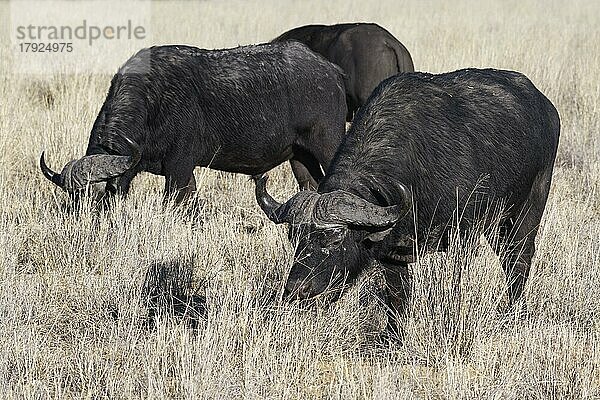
1,0,599,398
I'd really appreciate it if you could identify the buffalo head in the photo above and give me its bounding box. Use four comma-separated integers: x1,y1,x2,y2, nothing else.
254,174,411,301
40,135,141,202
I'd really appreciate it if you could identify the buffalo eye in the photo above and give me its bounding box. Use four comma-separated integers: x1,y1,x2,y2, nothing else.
319,227,346,249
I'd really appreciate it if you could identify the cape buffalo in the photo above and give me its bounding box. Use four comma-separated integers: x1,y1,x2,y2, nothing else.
255,68,560,335
273,23,414,121
40,41,347,204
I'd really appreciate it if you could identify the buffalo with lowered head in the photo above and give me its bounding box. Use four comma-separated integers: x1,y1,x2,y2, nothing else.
273,23,414,121
255,68,560,336
40,41,347,203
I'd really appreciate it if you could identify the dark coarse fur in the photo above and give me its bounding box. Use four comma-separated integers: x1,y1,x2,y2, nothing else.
324,69,559,244
84,41,347,200
273,23,414,121
281,68,560,335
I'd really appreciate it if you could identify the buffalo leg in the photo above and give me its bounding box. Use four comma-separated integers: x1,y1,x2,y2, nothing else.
289,159,320,190
177,175,197,205
345,94,358,122
164,170,196,205
487,218,535,313
290,145,325,190
486,168,553,312
380,261,411,338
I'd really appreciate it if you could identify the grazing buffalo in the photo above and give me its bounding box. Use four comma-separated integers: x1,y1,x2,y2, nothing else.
255,68,560,335
273,23,414,120
40,41,347,203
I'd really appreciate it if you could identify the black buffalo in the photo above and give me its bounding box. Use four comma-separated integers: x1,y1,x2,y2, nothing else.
40,42,347,203
255,68,560,335
273,23,414,121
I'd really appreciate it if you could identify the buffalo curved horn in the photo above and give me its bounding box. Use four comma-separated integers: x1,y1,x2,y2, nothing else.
70,134,142,185
253,174,318,224
253,174,283,222
314,184,412,228
40,135,142,192
40,152,64,187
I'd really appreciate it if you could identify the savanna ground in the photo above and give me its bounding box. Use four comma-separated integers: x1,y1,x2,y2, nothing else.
0,0,599,398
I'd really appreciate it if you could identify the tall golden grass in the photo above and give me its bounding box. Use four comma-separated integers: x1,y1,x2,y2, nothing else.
0,0,599,398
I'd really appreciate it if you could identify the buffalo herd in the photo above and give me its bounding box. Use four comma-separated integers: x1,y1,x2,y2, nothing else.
40,23,560,339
